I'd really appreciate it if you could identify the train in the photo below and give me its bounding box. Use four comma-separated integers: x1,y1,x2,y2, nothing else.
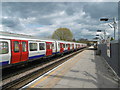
0,32,87,67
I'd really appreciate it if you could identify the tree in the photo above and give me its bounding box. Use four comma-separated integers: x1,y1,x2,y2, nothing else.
52,28,73,41
110,37,114,41
72,38,76,42
79,38,88,41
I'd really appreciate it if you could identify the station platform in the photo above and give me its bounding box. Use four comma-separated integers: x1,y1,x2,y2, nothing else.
23,47,118,88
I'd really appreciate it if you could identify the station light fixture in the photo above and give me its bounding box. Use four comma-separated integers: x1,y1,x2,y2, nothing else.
96,34,99,36
100,17,117,40
96,37,99,39
100,18,109,21
97,30,102,32
93,37,99,39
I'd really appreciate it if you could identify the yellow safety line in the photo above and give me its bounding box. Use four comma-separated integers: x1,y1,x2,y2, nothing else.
28,52,81,89
44,58,80,88
29,64,63,88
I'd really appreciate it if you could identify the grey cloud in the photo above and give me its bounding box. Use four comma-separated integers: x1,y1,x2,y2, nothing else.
2,18,18,27
2,2,58,18
1,2,118,40
82,2,118,19
2,18,24,31
36,18,53,25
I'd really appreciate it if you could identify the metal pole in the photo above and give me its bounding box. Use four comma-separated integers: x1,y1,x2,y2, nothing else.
114,26,116,40
104,30,106,43
113,17,116,40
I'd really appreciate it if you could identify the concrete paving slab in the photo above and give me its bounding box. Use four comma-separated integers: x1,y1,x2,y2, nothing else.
23,49,118,88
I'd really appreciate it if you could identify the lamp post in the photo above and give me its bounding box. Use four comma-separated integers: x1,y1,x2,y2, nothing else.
100,17,117,40
95,34,104,44
113,17,117,40
97,30,106,43
97,30,106,40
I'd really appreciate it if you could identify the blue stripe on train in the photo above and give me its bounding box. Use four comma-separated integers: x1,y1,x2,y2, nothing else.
52,52,60,54
0,61,9,66
29,54,45,59
53,51,68,54
52,52,56,54
64,50,68,52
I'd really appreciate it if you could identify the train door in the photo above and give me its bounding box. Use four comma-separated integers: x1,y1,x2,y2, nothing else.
82,44,83,48
46,42,52,56
60,43,64,53
52,42,56,54
21,40,28,61
72,44,74,49
39,42,46,55
11,40,28,64
76,44,78,49
79,44,80,48
63,43,66,51
68,44,70,50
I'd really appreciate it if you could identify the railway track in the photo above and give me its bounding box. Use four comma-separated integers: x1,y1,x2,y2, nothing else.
1,48,87,89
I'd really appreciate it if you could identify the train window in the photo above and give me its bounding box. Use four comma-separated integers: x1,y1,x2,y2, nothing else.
22,42,27,52
46,43,50,49
0,41,9,54
60,44,62,48
63,44,65,48
50,44,52,49
39,43,45,50
14,41,19,52
46,43,49,49
58,43,60,48
66,44,68,48
29,43,37,51
72,44,74,47
46,43,52,49
52,43,54,49
61,44,63,48
68,44,70,47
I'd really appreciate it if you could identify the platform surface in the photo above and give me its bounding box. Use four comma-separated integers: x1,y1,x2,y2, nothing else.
23,48,118,88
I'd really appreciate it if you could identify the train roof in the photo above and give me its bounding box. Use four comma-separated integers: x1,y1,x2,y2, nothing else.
0,31,56,42
0,31,87,45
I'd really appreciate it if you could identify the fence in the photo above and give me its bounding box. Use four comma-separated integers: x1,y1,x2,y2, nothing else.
98,41,120,77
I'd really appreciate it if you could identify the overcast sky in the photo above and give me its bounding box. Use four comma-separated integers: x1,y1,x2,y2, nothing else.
1,2,118,40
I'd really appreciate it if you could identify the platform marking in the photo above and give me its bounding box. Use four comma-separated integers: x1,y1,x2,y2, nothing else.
29,63,63,88
30,55,79,88
21,52,82,89
29,54,80,88
44,57,80,88
21,54,79,89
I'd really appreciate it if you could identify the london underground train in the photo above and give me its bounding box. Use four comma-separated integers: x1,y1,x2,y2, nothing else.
0,32,87,67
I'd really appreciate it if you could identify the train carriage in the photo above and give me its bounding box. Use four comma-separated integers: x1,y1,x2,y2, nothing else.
0,32,87,67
